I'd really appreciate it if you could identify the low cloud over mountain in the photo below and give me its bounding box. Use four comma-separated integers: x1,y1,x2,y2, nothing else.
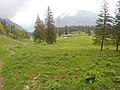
55,10,98,27
17,10,98,32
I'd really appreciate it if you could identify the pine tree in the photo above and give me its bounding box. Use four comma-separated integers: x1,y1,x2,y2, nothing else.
10,25,15,33
58,29,63,37
1,20,9,34
94,0,112,50
113,0,120,51
65,25,68,35
0,22,5,34
34,15,45,43
45,6,56,44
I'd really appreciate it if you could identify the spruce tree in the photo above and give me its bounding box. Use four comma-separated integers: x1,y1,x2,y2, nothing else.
113,0,120,51
34,15,45,43
65,25,68,35
45,6,56,44
1,20,9,34
0,22,5,34
10,25,15,33
94,0,112,50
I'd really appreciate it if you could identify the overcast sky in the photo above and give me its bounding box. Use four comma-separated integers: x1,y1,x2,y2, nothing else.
0,0,118,25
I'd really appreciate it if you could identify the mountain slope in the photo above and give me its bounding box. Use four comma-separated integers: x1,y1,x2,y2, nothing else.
0,18,24,29
55,10,98,27
0,35,23,45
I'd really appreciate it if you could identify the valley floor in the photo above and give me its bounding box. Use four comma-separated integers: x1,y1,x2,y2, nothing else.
0,34,120,90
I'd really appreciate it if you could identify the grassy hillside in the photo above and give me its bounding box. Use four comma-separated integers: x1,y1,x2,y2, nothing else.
0,34,120,90
0,35,21,45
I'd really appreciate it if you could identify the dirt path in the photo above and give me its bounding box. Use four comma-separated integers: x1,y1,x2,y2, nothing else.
0,61,3,90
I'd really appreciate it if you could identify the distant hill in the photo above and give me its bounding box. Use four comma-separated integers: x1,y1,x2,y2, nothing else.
55,10,98,27
0,18,24,29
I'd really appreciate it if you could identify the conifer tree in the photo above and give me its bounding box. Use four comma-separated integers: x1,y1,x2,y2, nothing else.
0,22,5,34
65,25,68,35
94,0,112,50
113,0,120,51
34,15,45,43
45,6,56,44
1,20,9,34
10,25,15,33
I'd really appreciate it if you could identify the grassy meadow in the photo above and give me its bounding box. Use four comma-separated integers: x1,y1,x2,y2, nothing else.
0,34,120,90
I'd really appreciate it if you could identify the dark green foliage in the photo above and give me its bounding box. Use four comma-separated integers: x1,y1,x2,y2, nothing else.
9,27,29,39
56,25,95,36
45,6,56,44
112,0,120,51
58,28,63,37
84,25,92,36
85,72,96,84
0,20,30,39
64,25,69,35
0,22,5,34
33,15,45,43
1,20,10,34
10,25,15,33
94,0,112,50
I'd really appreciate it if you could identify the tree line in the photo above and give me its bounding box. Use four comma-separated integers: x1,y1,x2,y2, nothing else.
56,25,95,36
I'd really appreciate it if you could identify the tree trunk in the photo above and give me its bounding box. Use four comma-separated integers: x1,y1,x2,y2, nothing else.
116,37,120,51
101,35,104,51
116,43,119,51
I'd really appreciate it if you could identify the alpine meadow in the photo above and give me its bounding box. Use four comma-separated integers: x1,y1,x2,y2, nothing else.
0,0,120,90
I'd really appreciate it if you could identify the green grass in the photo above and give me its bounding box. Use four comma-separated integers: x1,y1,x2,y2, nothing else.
0,34,120,90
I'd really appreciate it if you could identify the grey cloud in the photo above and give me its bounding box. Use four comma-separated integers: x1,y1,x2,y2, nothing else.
0,0,30,18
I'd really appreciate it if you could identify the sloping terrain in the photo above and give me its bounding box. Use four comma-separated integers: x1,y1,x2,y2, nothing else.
0,18,24,29
0,34,120,90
